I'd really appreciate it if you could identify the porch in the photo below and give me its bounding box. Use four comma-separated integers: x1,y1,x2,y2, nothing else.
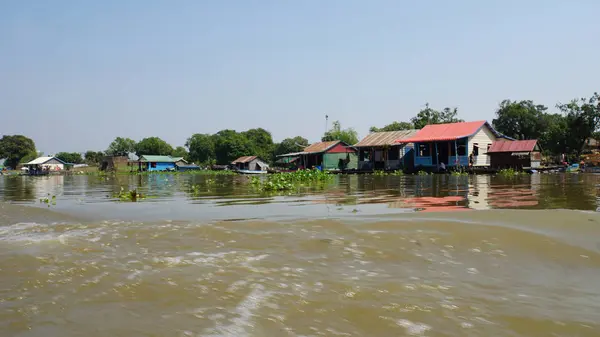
414,139,469,168
357,145,414,171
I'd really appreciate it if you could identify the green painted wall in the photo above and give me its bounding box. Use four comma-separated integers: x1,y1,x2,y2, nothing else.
322,153,358,170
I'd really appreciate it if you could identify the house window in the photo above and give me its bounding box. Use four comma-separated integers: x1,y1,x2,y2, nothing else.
473,143,479,156
450,139,467,156
388,147,400,160
151,162,157,168
417,144,431,157
360,149,370,161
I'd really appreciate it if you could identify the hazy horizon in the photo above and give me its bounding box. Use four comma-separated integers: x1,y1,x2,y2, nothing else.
2,0,599,154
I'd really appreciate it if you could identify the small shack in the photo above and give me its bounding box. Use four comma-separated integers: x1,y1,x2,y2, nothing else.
100,155,131,172
487,140,542,169
231,156,269,171
354,130,418,171
137,155,177,172
277,140,358,171
23,156,68,174
171,157,188,167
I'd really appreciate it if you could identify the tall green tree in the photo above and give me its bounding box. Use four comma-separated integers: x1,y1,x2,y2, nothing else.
186,133,216,165
411,104,463,129
369,121,414,133
84,151,105,165
322,121,359,145
243,128,274,162
55,152,83,164
134,137,174,156
213,130,252,164
492,100,548,140
557,92,600,157
0,135,36,169
273,136,309,156
172,146,188,159
539,113,568,156
106,137,136,156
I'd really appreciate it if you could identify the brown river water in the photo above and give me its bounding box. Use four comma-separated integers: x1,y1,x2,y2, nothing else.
1,173,600,336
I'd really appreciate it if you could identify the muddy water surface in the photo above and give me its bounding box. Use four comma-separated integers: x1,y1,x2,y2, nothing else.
1,173,600,336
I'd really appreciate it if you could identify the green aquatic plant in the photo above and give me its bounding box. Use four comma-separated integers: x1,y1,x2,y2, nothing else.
112,187,145,202
251,169,334,192
497,168,525,177
371,170,404,176
417,170,429,176
450,170,469,176
39,194,56,207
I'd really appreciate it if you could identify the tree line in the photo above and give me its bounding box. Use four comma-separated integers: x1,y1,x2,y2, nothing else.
368,93,600,160
1,92,598,168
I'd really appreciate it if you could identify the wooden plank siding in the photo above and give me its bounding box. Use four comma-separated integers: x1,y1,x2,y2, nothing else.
468,125,496,166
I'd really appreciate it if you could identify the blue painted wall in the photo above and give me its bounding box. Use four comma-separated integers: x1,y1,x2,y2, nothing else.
145,162,176,171
413,140,469,167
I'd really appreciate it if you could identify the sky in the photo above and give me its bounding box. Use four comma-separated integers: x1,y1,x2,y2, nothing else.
1,0,599,154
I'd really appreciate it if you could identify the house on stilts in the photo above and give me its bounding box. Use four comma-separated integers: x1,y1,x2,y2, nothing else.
277,140,358,171
353,130,419,171
395,120,511,171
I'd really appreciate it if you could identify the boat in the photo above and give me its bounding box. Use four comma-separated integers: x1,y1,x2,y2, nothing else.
235,169,268,175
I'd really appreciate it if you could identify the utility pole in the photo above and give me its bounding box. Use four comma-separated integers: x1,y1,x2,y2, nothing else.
325,114,329,133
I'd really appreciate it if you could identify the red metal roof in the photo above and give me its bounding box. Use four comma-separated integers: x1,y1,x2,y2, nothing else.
487,140,538,153
395,121,488,143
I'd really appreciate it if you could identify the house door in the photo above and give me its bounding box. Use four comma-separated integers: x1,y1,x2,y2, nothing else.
437,142,450,166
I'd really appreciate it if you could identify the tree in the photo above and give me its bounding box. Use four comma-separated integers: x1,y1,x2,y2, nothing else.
134,137,174,156
411,104,463,129
369,121,414,133
492,100,548,140
540,113,568,156
213,130,252,164
557,92,600,158
0,135,36,169
186,133,216,165
322,121,359,145
106,137,136,156
172,146,188,159
243,128,274,162
84,151,104,165
55,152,83,164
273,136,309,156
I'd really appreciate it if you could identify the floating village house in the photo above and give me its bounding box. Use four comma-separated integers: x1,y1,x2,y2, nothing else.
23,156,69,174
136,155,190,172
486,139,542,169
231,156,269,171
277,140,358,171
395,120,509,169
354,130,418,171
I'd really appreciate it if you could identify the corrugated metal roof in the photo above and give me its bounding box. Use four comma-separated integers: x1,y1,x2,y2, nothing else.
25,156,67,165
276,140,355,157
138,155,176,162
303,141,341,154
487,140,538,153
354,130,419,147
396,121,492,143
232,156,257,164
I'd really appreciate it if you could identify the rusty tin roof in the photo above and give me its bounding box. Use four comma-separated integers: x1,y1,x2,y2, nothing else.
231,156,258,164
487,140,539,153
354,130,419,147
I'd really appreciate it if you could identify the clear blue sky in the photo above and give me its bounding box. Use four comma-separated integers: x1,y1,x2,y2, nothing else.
1,0,598,154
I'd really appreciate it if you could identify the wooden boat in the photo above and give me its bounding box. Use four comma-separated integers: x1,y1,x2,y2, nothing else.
235,169,268,175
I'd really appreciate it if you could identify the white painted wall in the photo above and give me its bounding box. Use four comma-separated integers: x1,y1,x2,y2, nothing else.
468,125,497,167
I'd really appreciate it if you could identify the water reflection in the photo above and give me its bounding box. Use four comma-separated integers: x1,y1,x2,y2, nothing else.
1,173,600,213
